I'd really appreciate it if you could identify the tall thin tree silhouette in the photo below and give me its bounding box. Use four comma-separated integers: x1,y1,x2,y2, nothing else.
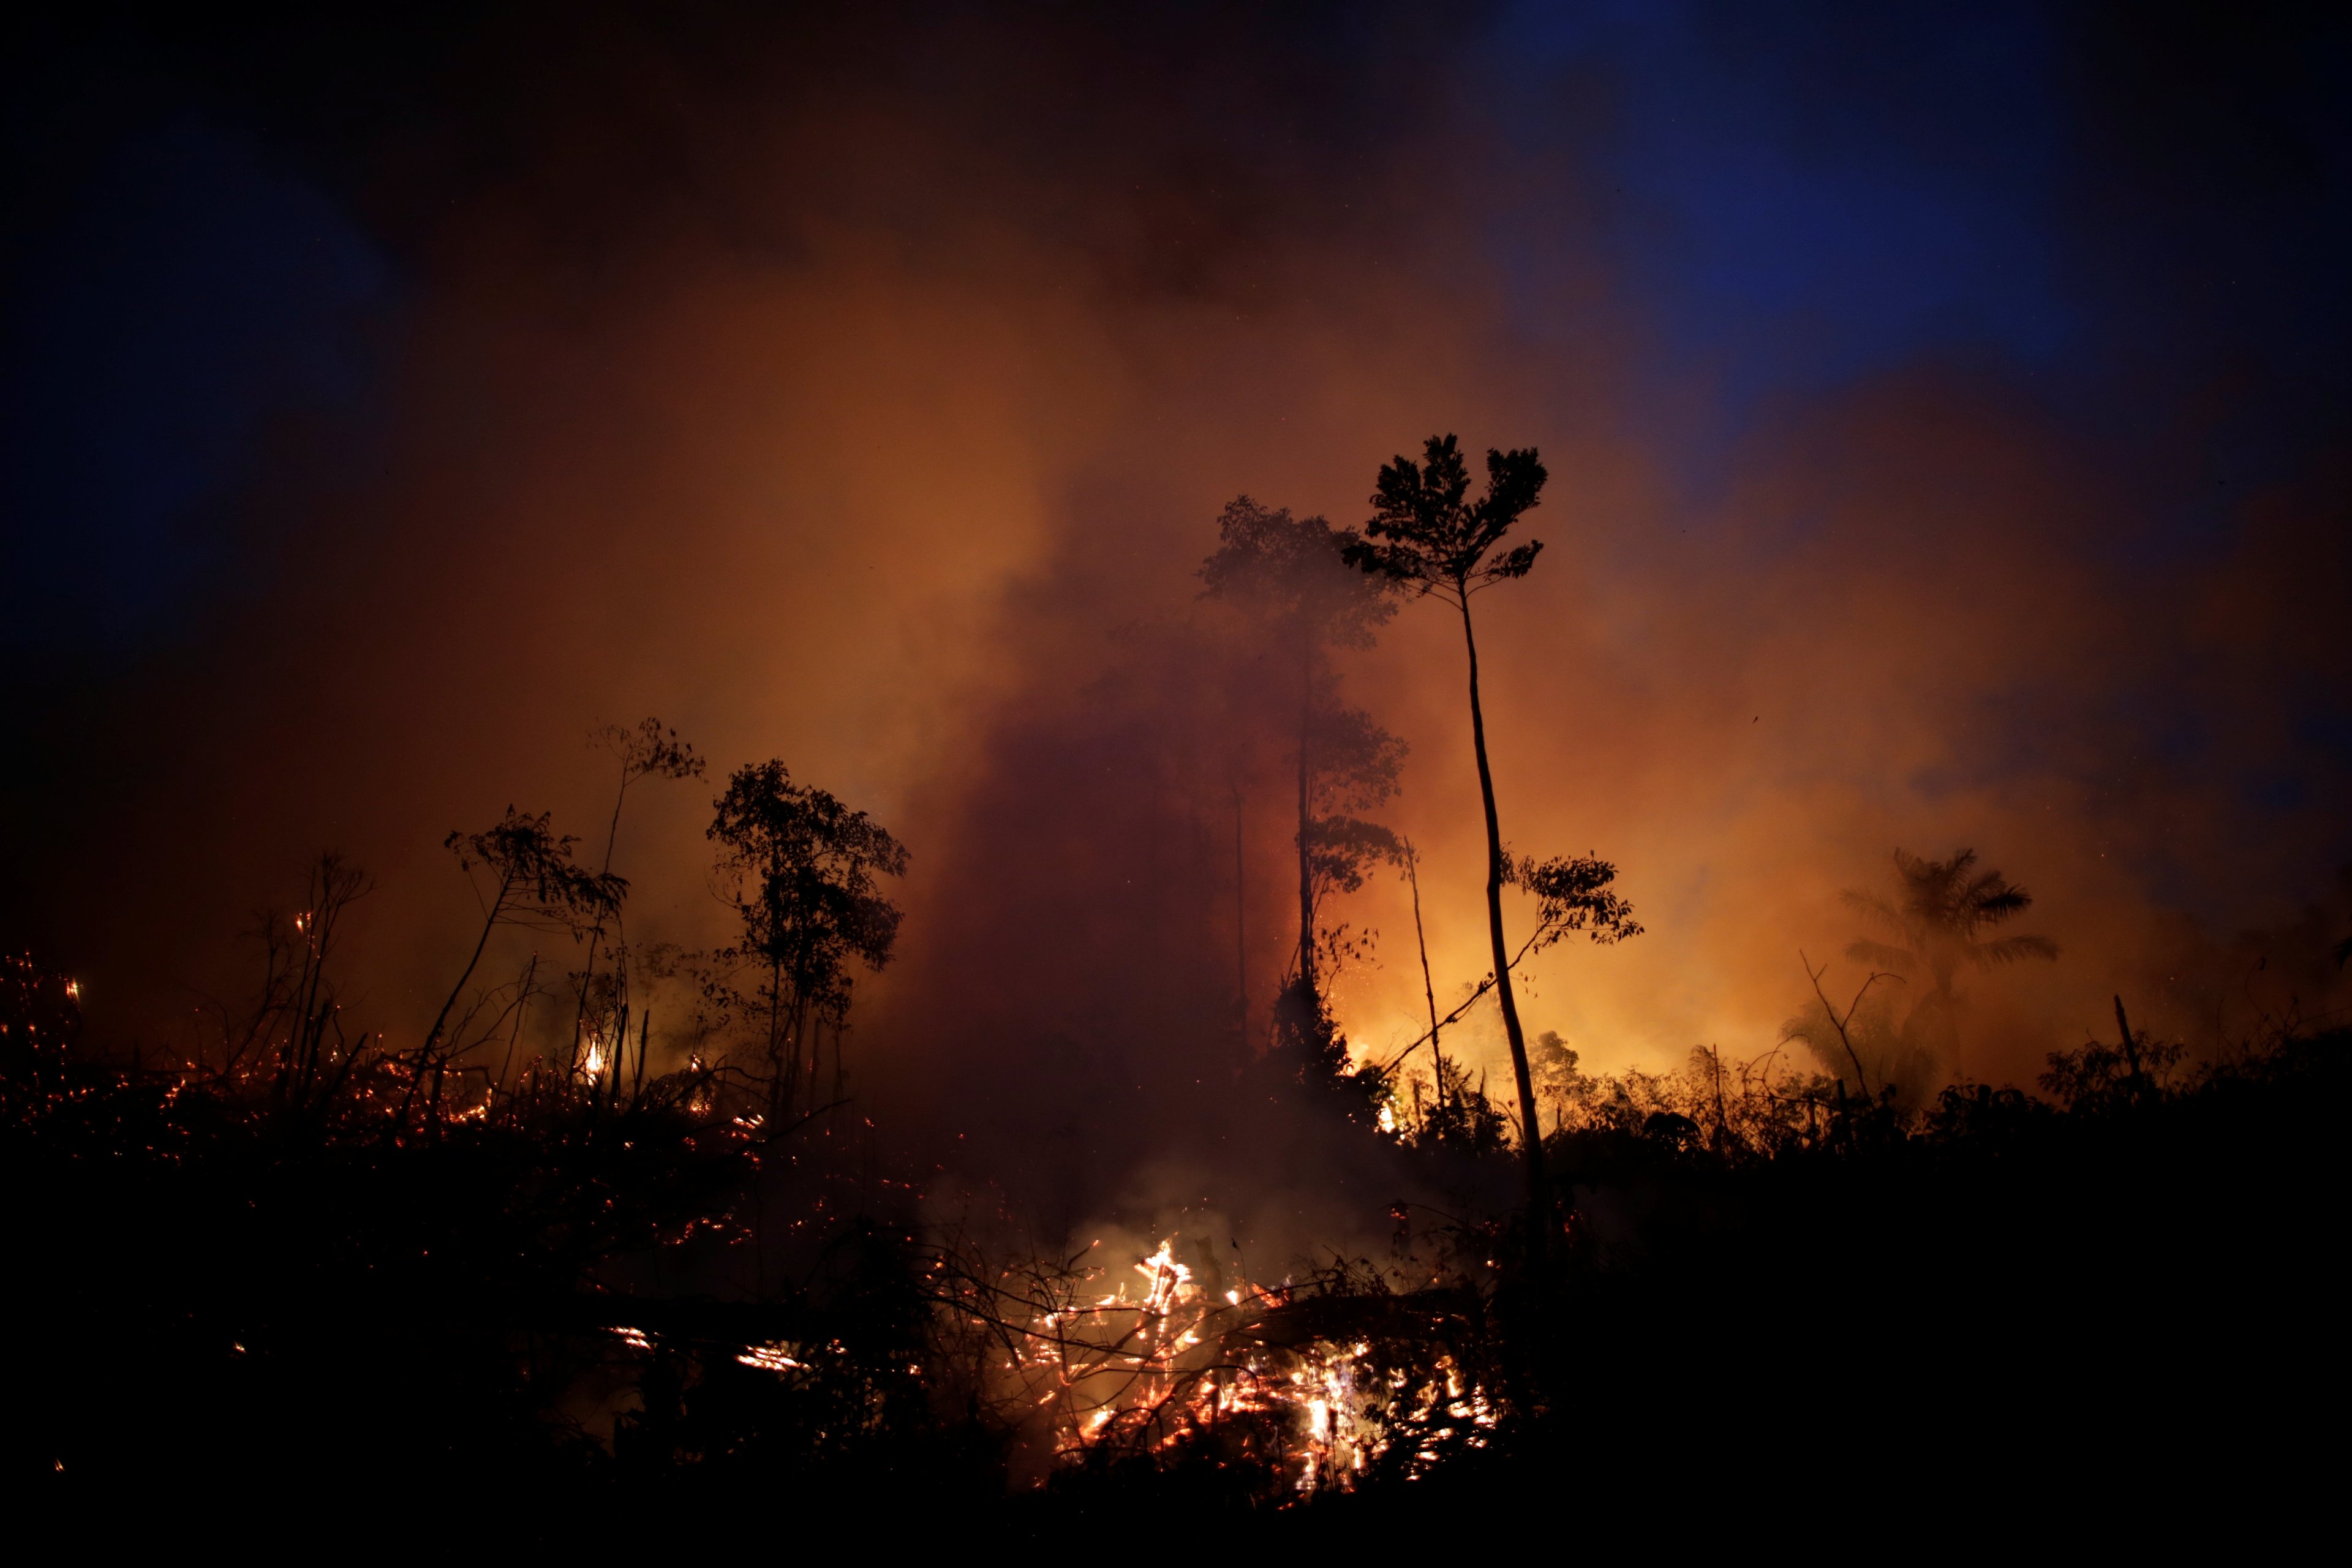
1344,434,1554,1238
569,719,703,1072
1200,497,1398,1052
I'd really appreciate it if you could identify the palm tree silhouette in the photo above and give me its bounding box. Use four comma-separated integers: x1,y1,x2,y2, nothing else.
1843,848,2056,1056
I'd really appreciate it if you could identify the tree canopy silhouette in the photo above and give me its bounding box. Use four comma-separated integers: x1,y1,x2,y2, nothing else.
709,761,908,1125
1842,847,2057,1062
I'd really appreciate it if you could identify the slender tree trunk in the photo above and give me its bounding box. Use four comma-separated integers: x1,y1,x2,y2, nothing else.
426,875,513,1054
1932,957,1960,1080
766,957,788,1123
1458,600,1548,1251
570,774,631,1070
785,981,810,1118
1233,785,1248,1045
633,1008,650,1104
497,955,536,1109
806,1004,823,1109
1405,845,1446,1095
2113,994,2146,1102
571,929,603,1072
601,1001,627,1114
1296,643,1316,998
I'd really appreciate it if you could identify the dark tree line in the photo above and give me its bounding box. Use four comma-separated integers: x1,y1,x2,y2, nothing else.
349,729,914,1136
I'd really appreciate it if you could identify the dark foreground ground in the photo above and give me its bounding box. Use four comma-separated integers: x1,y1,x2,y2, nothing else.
5,971,2340,1545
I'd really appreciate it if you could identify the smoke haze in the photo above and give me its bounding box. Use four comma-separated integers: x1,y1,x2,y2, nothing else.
6,4,2349,1227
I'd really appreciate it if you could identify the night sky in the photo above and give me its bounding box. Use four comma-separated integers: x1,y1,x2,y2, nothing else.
4,4,2348,1183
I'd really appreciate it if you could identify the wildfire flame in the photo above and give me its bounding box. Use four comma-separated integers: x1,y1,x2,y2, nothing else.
938,1233,1493,1491
737,1343,803,1373
1133,1239,1192,1315
597,1225,1493,1495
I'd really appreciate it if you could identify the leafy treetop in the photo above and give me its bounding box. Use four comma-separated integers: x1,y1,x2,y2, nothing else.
1199,496,1396,649
444,809,627,940
1512,853,1644,951
1843,847,2057,992
1344,434,1548,605
709,761,911,1016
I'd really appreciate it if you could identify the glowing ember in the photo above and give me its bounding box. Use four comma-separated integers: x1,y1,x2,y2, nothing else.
923,1233,1493,1491
737,1343,803,1373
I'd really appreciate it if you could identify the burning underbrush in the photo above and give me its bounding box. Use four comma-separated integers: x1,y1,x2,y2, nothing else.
7,948,2346,1529
576,1224,1510,1507
929,1232,1502,1496
0,950,1517,1512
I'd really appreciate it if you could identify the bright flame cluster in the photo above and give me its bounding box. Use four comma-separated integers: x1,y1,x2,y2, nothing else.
961,1235,1490,1491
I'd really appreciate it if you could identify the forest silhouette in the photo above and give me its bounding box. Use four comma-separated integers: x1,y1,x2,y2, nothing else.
7,436,2343,1540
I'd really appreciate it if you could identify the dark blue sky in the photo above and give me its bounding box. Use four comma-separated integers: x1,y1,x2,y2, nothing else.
0,116,388,646
4,0,2333,649
6,2,2342,658
1480,1,2350,537
1493,4,2075,407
